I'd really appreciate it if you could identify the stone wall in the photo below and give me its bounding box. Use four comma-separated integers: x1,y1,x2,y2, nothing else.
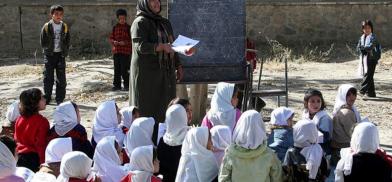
0,0,391,59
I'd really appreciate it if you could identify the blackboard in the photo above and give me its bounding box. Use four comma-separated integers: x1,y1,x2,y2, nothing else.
168,0,247,83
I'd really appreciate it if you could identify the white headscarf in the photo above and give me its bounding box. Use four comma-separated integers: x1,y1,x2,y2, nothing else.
53,102,78,136
129,145,155,182
0,141,16,179
293,119,323,180
335,122,379,182
45,138,73,164
92,136,126,182
302,110,329,126
175,127,219,182
31,172,57,182
210,125,232,166
125,117,155,157
163,104,189,146
333,84,361,122
207,82,237,130
270,107,294,126
57,151,92,182
15,167,35,182
92,100,124,146
120,106,136,129
6,100,20,122
357,33,373,77
233,110,266,149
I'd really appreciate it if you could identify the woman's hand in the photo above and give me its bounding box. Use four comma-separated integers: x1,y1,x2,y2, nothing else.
156,43,174,54
185,47,196,56
176,66,184,83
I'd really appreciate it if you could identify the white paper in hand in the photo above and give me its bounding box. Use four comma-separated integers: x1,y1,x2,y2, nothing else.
171,35,199,56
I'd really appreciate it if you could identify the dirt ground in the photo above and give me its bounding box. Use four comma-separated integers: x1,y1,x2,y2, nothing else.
0,53,391,151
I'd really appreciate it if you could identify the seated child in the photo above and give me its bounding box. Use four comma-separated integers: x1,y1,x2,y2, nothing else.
176,127,219,182
202,82,241,131
283,119,329,181
1,100,20,138
302,89,333,154
91,100,125,147
121,145,161,182
14,88,49,172
219,110,282,182
210,125,232,167
0,135,25,182
267,107,295,161
335,122,391,182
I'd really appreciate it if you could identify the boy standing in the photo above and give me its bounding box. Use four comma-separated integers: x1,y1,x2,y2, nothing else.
109,9,132,91
40,5,70,105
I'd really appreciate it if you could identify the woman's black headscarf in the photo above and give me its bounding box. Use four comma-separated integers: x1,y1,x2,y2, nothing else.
136,0,163,20
136,0,176,69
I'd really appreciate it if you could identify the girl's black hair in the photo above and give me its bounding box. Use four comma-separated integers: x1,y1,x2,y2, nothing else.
50,5,64,15
347,87,357,96
232,85,239,98
168,97,191,108
0,135,17,155
304,88,326,111
152,147,158,162
116,9,127,18
71,101,78,110
19,88,43,117
132,107,139,115
361,20,374,33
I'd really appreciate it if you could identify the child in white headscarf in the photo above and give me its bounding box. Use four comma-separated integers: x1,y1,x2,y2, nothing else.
210,125,232,167
157,104,189,182
121,145,161,182
92,136,126,182
33,137,73,179
332,84,361,160
267,107,295,161
219,110,282,182
1,100,20,138
92,100,125,147
302,89,333,155
48,102,94,158
0,136,24,182
124,117,155,159
57,151,98,182
119,106,140,133
335,122,391,182
282,119,329,181
201,82,241,131
175,127,219,182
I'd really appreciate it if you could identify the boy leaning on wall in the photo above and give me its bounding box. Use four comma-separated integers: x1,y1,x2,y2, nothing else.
40,5,70,105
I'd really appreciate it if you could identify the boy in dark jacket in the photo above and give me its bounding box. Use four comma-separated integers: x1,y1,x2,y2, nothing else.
40,5,70,105
109,9,132,91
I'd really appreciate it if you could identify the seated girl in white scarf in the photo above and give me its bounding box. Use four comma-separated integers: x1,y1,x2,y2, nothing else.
157,104,189,182
48,101,94,158
57,151,99,182
267,107,295,162
219,110,282,182
210,125,232,167
1,100,20,138
121,145,161,182
282,119,329,181
119,106,140,133
201,82,241,131
335,122,391,182
0,136,25,182
91,100,125,148
92,136,127,182
175,127,219,182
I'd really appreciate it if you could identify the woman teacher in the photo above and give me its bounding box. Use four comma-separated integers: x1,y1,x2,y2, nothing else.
130,0,193,144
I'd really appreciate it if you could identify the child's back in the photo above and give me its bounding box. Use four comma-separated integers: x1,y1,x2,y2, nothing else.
268,127,293,161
